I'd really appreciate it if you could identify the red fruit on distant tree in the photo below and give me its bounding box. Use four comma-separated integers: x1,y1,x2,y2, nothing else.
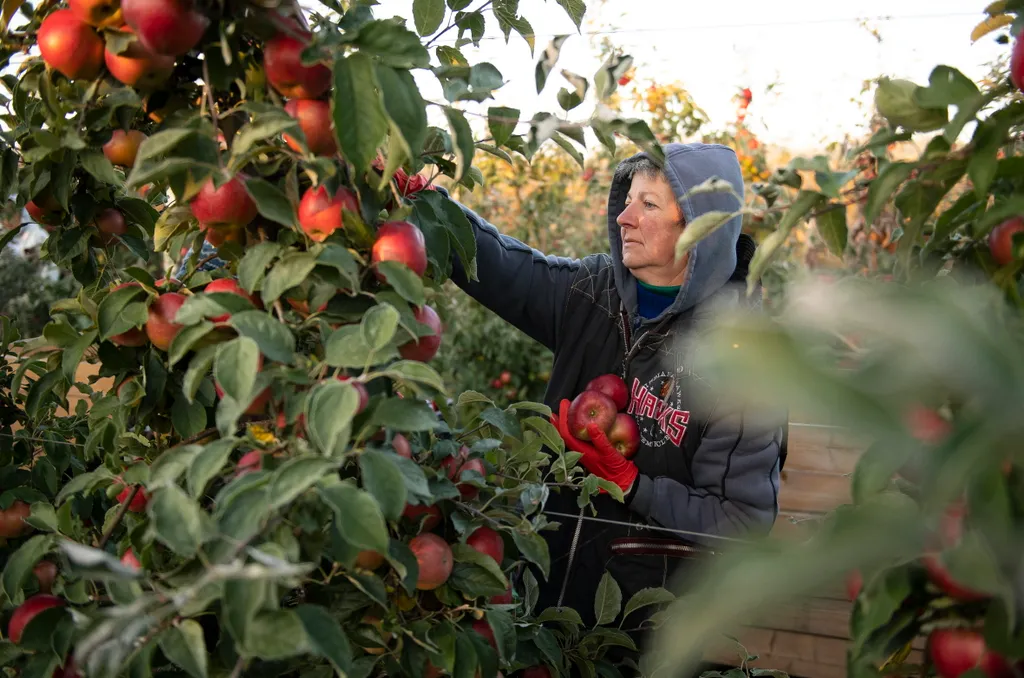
38,10,104,81
204,277,261,322
499,371,512,385
466,525,504,564
403,503,442,532
491,378,502,389
91,208,128,247
607,413,640,458
104,27,175,89
263,29,331,99
399,305,442,362
372,221,428,279
121,0,209,56
298,185,357,242
283,99,337,156
568,390,617,441
988,216,1024,267
408,533,453,590
0,500,33,538
586,373,629,410
1011,30,1024,94
929,628,1012,678
117,485,150,512
190,176,258,231
7,595,66,644
103,129,148,168
145,292,187,351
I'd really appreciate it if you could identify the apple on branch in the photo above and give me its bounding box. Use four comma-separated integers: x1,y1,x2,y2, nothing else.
145,292,187,351
190,175,258,244
399,305,443,363
103,130,148,168
283,99,337,156
263,23,331,99
69,0,125,28
104,27,175,90
38,10,104,81
91,208,128,247
371,221,428,280
297,185,357,242
121,0,209,57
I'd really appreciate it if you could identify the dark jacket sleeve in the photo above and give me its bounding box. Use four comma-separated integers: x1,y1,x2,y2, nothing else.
627,404,784,541
448,200,581,352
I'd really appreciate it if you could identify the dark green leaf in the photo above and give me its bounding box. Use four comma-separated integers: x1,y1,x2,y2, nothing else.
306,380,360,456
148,485,206,557
238,242,283,293
269,457,338,509
376,65,429,157
1,535,53,601
413,0,446,35
371,398,440,432
171,395,207,439
443,106,474,182
594,571,622,626
324,325,398,369
535,35,569,94
262,252,317,304
244,611,310,659
229,311,295,364
97,283,147,340
487,106,519,147
484,609,515,662
333,53,389,175
214,337,259,403
359,449,407,521
245,178,296,227
816,206,848,257
864,162,915,228
296,605,353,675
168,321,215,367
79,150,122,185
354,19,430,68
376,260,426,306
158,620,208,678
622,587,676,620
319,482,390,553
511,528,550,579
555,0,586,28
183,345,217,403
451,543,507,586
187,439,236,497
223,579,265,645
231,116,298,159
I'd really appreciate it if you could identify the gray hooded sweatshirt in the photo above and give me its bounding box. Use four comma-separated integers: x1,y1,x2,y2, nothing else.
449,142,785,634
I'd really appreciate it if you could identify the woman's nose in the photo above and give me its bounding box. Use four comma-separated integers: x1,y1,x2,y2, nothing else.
617,203,637,228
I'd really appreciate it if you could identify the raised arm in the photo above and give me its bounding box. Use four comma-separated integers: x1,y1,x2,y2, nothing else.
448,200,581,352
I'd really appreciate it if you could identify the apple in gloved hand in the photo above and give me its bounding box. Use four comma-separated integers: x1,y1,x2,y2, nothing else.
607,413,640,458
567,390,617,441
586,374,629,410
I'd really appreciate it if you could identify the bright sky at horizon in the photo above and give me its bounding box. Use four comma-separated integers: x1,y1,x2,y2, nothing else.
367,0,1008,154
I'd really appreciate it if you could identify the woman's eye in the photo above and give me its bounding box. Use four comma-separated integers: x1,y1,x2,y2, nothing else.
644,201,656,209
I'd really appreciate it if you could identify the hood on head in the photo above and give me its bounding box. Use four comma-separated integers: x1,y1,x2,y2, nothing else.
607,142,745,324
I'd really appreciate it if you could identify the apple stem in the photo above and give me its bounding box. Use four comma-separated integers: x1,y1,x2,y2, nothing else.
273,300,287,323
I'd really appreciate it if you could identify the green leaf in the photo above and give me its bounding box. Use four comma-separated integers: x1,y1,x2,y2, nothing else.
245,178,296,227
362,303,400,352
376,260,426,306
594,117,664,165
778,190,827,234
238,242,283,293
97,283,147,340
324,325,398,369
555,0,586,29
56,468,114,504
168,321,215,367
484,609,516,662
333,52,390,175
134,128,197,166
187,439,236,497
874,77,948,132
223,578,265,645
354,19,430,68
535,35,569,94
229,311,295,364
172,395,207,439
61,329,97,383
393,456,432,504
183,345,217,403
511,528,550,579
214,337,260,403
359,449,408,521
864,162,914,227
231,116,298,159
262,252,317,304
370,398,440,432
148,485,207,557
594,571,622,626
443,106,474,182
24,502,57,533
159,620,208,678
537,607,584,627
550,131,584,168
413,0,446,35
673,211,736,259
243,611,310,659
452,543,507,586
915,65,980,108
269,457,338,509
376,64,429,158
296,605,353,676
25,370,62,421
79,150,122,186
479,406,521,439
306,380,360,456
816,206,848,257
622,587,676,620
1,535,53,601
380,360,447,394
319,483,390,553
488,107,519,147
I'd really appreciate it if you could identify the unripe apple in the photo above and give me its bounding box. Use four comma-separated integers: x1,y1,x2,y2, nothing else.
190,175,258,230
38,10,104,81
121,0,209,56
103,129,148,167
568,390,617,441
297,185,357,242
408,533,453,590
104,28,175,90
398,304,442,363
371,221,428,279
988,216,1024,267
145,292,187,351
466,526,504,564
204,277,262,322
586,374,629,410
283,99,337,156
263,30,331,99
7,594,65,644
91,208,128,246
116,485,150,512
69,0,124,28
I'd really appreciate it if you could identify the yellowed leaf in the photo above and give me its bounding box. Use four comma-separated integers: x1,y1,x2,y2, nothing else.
971,13,1013,42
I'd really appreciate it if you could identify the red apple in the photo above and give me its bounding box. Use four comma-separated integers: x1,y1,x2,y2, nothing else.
988,216,1024,267
202,223,244,247
354,549,386,570
403,503,442,533
109,282,148,347
586,374,629,410
929,628,1012,678
500,370,512,385
26,197,62,227
215,382,271,416
442,448,486,500
905,405,951,444
472,618,496,648
490,585,513,605
121,548,141,569
116,485,150,512
38,10,104,81
392,433,412,459
92,208,128,246
607,413,640,458
121,0,209,56
399,304,442,363
297,185,357,242
0,500,32,538
145,292,187,351
1011,30,1024,94
69,0,124,28
204,277,261,322
845,569,862,601
521,667,553,678
33,561,58,593
466,526,504,564
104,27,175,89
7,594,66,644
234,450,263,476
567,390,617,441
263,30,331,99
372,221,428,279
336,376,369,413
283,99,337,156
103,129,148,168
923,554,988,602
408,533,453,590
190,175,258,231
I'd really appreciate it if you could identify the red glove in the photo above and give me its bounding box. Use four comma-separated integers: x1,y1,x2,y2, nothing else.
551,399,639,493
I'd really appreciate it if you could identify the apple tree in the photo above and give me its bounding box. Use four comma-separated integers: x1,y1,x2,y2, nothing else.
630,5,1024,678
0,0,683,676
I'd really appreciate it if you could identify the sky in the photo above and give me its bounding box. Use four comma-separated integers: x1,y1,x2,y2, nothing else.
366,0,1007,154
